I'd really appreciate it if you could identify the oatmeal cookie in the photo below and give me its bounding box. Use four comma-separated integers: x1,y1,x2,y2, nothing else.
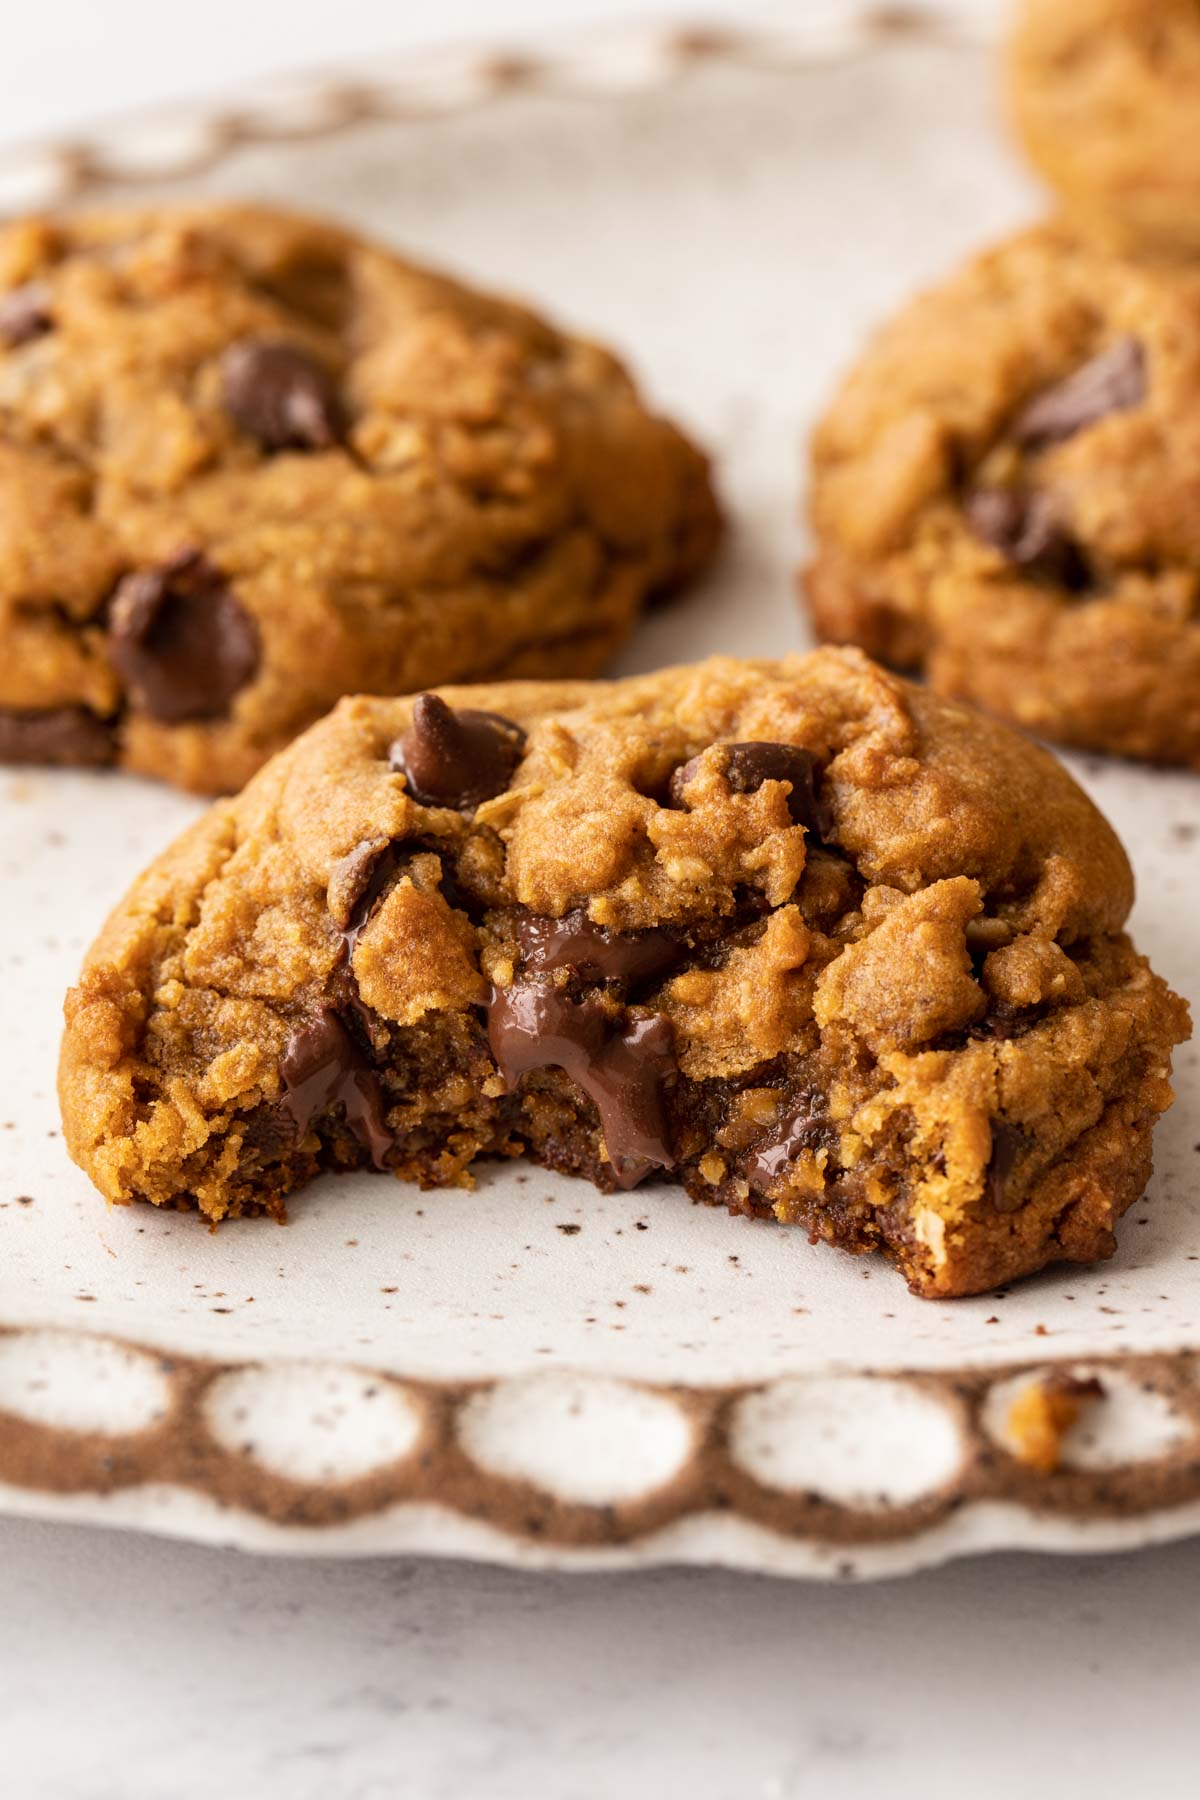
59,649,1188,1297
0,203,719,792
1009,0,1200,256
805,222,1200,766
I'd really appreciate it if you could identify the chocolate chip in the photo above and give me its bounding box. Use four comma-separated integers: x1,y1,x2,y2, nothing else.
515,910,684,986
280,1008,393,1170
1014,337,1146,451
328,839,406,943
670,742,824,832
0,282,53,348
745,1089,833,1193
221,339,344,450
0,706,115,767
965,487,1090,589
391,694,525,810
985,1120,1027,1214
107,550,259,724
487,982,676,1189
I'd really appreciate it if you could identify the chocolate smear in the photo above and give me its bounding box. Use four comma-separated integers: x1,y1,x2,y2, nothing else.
0,706,115,767
280,1008,393,1170
391,693,525,810
1014,337,1146,451
107,549,259,724
670,742,825,833
965,487,1090,589
746,1088,833,1193
985,1120,1028,1214
0,282,53,348
488,982,676,1189
221,339,344,450
515,909,683,987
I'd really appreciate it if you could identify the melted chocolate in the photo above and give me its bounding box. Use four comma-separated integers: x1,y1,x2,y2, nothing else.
221,339,344,450
1014,337,1146,451
391,694,525,810
106,550,260,724
487,982,676,1189
0,282,53,348
279,1008,393,1169
985,1119,1027,1214
515,910,683,986
0,706,115,767
965,486,1090,590
670,741,825,833
745,1088,832,1193
329,840,409,948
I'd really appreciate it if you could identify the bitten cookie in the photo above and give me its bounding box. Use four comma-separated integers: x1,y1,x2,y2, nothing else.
1009,0,1200,256
805,223,1200,767
0,203,719,793
59,650,1188,1298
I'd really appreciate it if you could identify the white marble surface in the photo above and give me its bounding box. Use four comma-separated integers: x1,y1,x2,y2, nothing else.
6,1,1193,1793
3,1515,1199,1799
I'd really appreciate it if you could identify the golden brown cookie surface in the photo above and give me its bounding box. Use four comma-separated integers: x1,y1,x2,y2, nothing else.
0,203,719,792
805,223,1200,767
59,650,1189,1297
1009,0,1200,256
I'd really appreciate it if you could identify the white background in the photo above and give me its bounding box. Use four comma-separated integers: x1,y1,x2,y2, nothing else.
5,3,1198,1798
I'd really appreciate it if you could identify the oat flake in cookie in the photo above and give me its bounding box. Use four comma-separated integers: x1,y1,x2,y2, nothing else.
804,224,1200,768
58,650,1189,1298
0,203,719,794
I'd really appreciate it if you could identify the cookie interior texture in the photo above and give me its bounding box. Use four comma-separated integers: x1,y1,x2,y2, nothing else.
805,222,1200,768
59,649,1189,1298
0,203,719,793
1009,0,1200,255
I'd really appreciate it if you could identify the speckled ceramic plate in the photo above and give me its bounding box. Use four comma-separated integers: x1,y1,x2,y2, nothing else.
2,8,1198,1577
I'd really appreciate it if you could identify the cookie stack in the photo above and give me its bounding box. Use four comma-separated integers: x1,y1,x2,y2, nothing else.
7,10,1195,1298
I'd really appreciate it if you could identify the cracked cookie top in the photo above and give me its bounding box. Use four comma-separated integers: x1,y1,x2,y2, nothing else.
61,649,1189,1297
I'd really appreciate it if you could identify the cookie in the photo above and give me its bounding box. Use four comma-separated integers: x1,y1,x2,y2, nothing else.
59,649,1189,1298
804,222,1200,767
0,203,719,793
1009,0,1200,256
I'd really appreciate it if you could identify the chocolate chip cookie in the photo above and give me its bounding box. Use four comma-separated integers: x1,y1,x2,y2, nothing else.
0,203,719,792
59,649,1189,1298
1009,0,1200,256
805,223,1200,767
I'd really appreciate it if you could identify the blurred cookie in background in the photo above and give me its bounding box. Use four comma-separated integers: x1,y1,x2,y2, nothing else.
1009,0,1200,257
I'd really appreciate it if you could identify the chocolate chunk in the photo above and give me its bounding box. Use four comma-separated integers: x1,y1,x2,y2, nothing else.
107,550,260,724
0,706,115,767
391,693,525,809
985,1120,1028,1214
670,742,824,832
221,339,344,450
280,1008,393,1169
328,839,407,943
515,910,683,986
965,487,1090,590
487,983,676,1189
0,282,53,348
1014,337,1146,451
745,1089,832,1193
